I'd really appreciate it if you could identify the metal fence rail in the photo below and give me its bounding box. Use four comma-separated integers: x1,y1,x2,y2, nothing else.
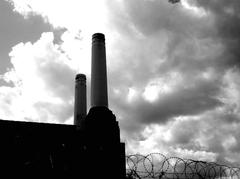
126,153,240,179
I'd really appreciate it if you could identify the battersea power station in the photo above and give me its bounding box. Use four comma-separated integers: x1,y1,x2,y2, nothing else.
0,33,126,178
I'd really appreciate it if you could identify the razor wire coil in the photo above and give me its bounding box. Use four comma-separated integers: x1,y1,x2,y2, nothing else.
126,153,240,179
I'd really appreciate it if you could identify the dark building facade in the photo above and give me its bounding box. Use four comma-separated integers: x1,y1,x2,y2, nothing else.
0,33,126,178
0,118,125,178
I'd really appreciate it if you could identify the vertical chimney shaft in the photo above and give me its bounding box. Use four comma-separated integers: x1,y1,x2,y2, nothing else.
74,74,87,126
91,33,108,107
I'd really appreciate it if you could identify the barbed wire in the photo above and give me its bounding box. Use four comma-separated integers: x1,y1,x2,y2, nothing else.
126,153,240,179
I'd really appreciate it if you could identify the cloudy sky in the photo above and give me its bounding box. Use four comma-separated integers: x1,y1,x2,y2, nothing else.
1,0,240,166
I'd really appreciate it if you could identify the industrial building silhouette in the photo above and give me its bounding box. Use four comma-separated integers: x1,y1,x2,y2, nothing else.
0,33,126,178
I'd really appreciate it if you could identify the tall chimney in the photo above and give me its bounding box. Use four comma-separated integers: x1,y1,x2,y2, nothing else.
91,33,108,107
74,74,87,126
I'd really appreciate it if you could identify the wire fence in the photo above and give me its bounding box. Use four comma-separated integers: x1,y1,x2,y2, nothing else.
126,153,240,179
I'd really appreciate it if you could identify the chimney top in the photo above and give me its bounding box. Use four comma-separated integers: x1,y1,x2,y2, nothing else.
75,74,86,81
92,33,105,42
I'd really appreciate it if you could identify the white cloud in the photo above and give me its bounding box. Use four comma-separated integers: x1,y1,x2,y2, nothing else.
59,30,91,75
181,0,208,17
172,148,217,162
0,86,19,120
1,32,76,123
7,0,109,36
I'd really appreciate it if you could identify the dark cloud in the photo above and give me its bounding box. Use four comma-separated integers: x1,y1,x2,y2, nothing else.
122,0,210,36
194,0,240,68
52,27,67,44
166,119,201,146
37,56,75,101
111,76,222,128
106,0,240,164
107,1,237,118
167,108,240,163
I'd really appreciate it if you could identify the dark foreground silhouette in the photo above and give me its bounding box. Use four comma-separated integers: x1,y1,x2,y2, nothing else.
0,118,238,178
0,107,125,178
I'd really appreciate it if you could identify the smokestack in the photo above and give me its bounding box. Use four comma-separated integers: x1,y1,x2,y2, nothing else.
91,33,108,107
74,74,87,126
